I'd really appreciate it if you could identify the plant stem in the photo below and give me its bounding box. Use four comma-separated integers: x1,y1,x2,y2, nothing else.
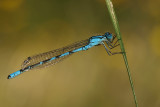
104,0,138,107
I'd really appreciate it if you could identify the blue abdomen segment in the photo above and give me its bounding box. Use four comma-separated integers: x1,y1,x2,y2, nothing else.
7,46,91,79
59,52,70,57
8,70,22,79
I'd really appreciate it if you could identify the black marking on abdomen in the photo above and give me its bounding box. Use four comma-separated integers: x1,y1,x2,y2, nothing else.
7,75,11,79
95,44,101,46
43,58,51,63
20,69,24,73
22,66,31,71
20,58,51,72
82,46,88,50
30,62,41,68
69,51,74,54
56,55,60,58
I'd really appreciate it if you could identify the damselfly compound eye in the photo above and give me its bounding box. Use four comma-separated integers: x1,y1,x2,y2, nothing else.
104,32,113,42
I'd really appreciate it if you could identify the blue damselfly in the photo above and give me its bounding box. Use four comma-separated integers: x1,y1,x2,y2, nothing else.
8,32,121,79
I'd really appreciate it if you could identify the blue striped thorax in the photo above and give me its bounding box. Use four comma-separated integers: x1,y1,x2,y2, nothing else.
88,32,113,47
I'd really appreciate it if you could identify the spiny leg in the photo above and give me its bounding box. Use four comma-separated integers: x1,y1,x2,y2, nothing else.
106,41,118,49
102,42,120,55
112,35,121,46
102,42,111,56
104,34,120,49
107,40,120,49
106,36,121,49
105,39,119,49
111,51,124,55
102,42,123,55
113,38,120,46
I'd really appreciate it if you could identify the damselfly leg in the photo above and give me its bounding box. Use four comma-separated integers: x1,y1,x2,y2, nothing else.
106,35,120,49
103,35,123,55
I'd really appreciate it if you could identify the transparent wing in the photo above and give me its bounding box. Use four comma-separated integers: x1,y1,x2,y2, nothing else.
21,39,89,69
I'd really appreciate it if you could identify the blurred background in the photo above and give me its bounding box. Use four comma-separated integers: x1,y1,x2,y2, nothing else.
0,0,160,107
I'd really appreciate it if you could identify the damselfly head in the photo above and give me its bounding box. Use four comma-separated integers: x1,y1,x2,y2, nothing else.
104,32,113,42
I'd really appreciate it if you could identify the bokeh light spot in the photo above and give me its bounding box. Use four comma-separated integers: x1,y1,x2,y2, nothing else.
150,26,160,56
0,0,24,11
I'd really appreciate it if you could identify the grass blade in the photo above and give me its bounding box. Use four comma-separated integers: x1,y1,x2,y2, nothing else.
104,0,138,107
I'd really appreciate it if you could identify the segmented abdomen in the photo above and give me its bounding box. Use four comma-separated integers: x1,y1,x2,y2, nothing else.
21,39,89,70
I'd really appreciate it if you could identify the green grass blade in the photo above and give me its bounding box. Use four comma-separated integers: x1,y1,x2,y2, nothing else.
104,0,138,107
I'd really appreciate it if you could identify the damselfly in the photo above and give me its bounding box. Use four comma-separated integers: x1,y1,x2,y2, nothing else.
8,32,122,79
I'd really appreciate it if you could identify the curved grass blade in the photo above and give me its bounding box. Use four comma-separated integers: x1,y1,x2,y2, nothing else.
104,0,138,107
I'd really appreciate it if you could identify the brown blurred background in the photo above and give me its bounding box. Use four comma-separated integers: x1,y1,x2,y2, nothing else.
0,0,160,107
